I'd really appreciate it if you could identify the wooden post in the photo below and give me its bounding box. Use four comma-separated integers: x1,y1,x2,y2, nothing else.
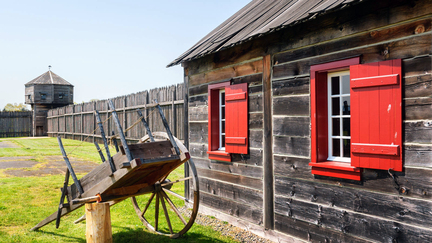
85,203,112,243
183,73,190,200
123,97,127,138
262,54,274,230
72,106,75,140
81,107,84,141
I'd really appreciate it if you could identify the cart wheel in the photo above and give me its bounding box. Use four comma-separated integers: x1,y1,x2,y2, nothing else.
131,132,199,238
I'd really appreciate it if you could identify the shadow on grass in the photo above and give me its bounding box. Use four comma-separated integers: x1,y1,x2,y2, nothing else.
34,230,86,243
112,227,228,243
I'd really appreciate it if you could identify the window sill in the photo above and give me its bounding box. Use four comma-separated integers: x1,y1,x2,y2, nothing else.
309,161,361,181
207,150,231,162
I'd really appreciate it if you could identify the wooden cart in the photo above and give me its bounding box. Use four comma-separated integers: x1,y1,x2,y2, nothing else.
31,100,199,238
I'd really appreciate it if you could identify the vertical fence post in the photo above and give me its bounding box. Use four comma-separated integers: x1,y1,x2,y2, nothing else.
93,102,96,143
123,97,127,139
63,107,66,138
81,106,84,141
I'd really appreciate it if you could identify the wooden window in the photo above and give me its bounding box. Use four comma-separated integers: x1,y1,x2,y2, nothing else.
39,92,46,100
327,70,351,162
208,82,248,161
219,89,226,150
309,57,403,181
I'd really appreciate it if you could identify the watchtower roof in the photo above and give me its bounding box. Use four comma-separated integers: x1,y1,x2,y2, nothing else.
25,71,73,87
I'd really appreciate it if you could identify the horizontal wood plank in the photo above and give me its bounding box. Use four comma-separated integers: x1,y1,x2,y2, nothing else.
272,77,310,96
274,213,366,243
404,121,432,144
404,144,432,168
249,113,263,129
273,155,312,179
273,117,310,137
275,196,432,242
194,158,263,179
273,136,310,157
189,106,208,122
199,177,263,208
274,18,432,65
250,129,263,149
189,60,263,87
197,167,263,190
404,74,432,98
189,122,208,144
405,97,432,120
275,177,432,229
273,96,309,116
200,191,263,226
231,148,263,166
249,95,263,113
272,35,431,79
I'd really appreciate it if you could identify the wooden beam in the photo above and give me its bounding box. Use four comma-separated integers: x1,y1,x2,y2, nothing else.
95,110,116,173
262,54,274,230
108,100,133,162
184,74,190,200
57,136,84,195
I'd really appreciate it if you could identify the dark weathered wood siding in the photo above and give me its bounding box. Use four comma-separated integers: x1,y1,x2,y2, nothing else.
186,57,265,226
183,0,432,242
0,111,32,137
47,84,185,143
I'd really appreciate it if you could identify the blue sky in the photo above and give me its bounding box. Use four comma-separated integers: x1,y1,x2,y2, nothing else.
0,0,251,109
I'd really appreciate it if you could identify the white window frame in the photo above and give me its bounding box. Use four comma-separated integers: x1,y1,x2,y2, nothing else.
327,70,351,162
219,89,225,151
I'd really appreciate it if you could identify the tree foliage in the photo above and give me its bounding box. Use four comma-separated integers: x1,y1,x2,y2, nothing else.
3,103,30,111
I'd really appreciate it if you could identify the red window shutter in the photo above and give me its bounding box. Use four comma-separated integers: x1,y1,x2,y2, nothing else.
225,83,248,154
350,59,402,171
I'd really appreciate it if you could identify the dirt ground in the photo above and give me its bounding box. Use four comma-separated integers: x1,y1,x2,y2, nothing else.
0,141,99,177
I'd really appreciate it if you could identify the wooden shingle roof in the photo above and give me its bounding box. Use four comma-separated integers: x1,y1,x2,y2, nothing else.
168,0,361,67
25,71,73,86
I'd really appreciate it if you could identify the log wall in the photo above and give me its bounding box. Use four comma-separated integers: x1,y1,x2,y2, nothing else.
187,58,265,226
0,111,32,138
183,0,432,242
47,84,185,143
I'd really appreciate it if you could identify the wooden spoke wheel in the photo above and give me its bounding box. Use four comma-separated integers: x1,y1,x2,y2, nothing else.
131,132,199,238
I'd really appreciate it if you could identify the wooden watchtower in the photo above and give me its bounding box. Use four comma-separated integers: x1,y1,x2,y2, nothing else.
24,68,73,136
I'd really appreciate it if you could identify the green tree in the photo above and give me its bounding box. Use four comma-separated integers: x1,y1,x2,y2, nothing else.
3,103,30,111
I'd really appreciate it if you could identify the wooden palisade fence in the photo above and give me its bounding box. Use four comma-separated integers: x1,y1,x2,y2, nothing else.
0,111,32,138
47,84,185,143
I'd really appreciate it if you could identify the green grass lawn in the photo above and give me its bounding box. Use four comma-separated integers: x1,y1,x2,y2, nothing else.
0,137,237,243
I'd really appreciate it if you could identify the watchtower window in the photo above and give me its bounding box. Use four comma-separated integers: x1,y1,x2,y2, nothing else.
59,93,66,99
40,92,47,100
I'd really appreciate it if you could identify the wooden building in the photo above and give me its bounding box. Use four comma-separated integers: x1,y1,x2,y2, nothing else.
25,70,73,136
169,0,432,242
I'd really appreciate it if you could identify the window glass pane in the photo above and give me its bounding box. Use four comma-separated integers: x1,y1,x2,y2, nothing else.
342,96,350,115
221,135,225,148
332,118,340,136
341,75,350,94
343,118,350,136
332,138,340,157
221,121,225,133
332,97,340,116
331,76,340,95
221,92,225,105
221,107,225,119
343,139,351,157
